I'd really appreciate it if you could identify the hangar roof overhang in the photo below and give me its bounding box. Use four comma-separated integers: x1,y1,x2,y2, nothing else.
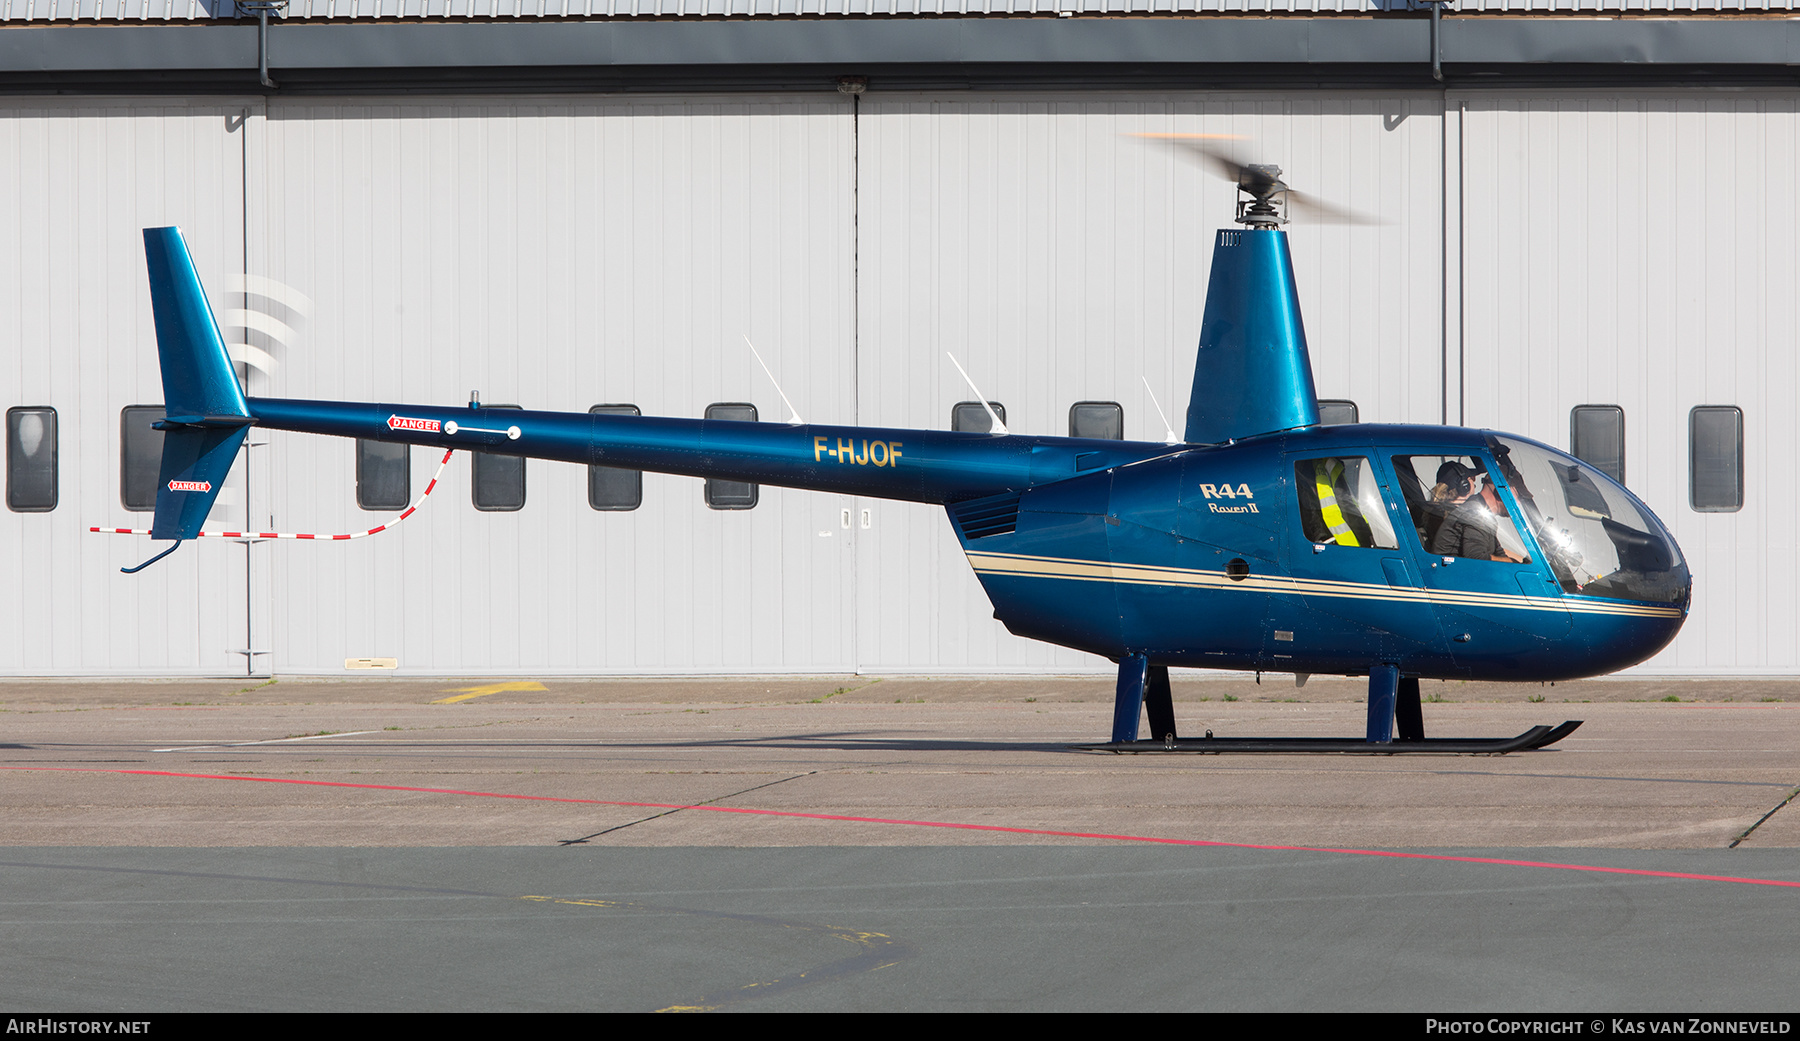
6,14,1800,93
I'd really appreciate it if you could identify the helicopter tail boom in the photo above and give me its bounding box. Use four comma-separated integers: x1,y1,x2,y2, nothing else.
244,397,1170,508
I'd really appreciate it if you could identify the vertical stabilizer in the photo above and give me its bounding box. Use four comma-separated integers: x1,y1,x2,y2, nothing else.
140,227,251,543
143,227,250,422
1184,228,1320,445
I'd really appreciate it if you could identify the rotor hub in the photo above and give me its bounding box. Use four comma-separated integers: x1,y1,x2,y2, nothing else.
1234,163,1289,229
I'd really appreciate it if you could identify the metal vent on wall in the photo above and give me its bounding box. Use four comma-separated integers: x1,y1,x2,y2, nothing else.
953,492,1022,540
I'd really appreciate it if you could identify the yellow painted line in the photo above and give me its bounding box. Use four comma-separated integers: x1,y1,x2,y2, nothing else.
431,681,548,704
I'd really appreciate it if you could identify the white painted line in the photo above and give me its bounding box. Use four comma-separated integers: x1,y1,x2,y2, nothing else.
153,730,382,753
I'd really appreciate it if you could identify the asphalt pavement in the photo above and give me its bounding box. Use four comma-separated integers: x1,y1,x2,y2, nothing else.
1,674,1794,1011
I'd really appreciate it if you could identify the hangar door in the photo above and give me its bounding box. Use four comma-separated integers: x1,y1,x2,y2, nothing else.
0,100,255,675
850,95,1453,673
1456,93,1797,674
0,94,1456,676
255,99,862,674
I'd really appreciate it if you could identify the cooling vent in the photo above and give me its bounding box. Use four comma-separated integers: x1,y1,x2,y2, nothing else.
953,492,1022,540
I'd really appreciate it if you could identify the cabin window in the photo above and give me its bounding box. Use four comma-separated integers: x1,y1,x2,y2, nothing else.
1389,454,1531,564
1317,400,1359,426
1689,406,1743,513
589,404,643,511
1292,456,1398,549
1489,435,1686,602
1570,405,1625,484
703,402,758,510
471,405,525,512
120,405,165,512
1068,401,1123,440
6,407,57,512
951,401,1006,433
356,440,409,512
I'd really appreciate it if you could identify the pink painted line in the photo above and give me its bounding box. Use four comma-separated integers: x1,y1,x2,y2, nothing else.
7,764,1798,890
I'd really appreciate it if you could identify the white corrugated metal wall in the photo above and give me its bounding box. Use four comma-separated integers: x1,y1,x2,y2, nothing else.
256,99,860,674
852,95,1448,671
1459,93,1797,675
0,90,1790,675
0,100,252,674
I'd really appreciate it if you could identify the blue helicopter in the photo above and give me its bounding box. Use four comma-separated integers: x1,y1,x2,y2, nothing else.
125,147,1690,753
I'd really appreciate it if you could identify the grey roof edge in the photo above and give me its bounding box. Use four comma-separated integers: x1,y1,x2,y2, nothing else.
1,18,1797,86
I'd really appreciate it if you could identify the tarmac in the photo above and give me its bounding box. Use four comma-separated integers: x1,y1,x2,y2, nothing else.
3,673,1797,1011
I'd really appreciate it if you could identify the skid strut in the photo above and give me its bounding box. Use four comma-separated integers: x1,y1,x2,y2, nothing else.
1090,656,1581,754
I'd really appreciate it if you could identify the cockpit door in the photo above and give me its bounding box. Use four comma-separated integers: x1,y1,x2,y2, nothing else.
1389,451,1571,671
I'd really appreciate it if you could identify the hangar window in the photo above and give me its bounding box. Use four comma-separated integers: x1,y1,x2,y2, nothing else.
356,439,410,512
1570,405,1625,485
472,405,525,512
589,404,643,512
952,401,1006,433
703,402,758,510
1317,400,1359,426
120,405,165,512
7,407,57,512
1689,406,1743,513
1068,401,1123,440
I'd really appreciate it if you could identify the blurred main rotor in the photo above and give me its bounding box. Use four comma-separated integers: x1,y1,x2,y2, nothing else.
1135,133,1378,230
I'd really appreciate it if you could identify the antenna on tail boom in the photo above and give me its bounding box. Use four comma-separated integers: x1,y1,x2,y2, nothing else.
945,353,1008,435
743,334,805,426
1141,376,1181,445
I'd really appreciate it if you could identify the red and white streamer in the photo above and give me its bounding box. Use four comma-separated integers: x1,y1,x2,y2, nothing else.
90,448,455,541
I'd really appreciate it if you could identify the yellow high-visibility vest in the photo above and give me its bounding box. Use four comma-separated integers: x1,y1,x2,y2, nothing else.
1315,459,1361,547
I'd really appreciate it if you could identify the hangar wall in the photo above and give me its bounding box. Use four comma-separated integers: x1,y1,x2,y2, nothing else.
1457,94,1798,675
0,100,252,675
0,91,1787,675
254,99,862,674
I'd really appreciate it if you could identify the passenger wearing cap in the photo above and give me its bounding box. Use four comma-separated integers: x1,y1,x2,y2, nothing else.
1428,463,1529,564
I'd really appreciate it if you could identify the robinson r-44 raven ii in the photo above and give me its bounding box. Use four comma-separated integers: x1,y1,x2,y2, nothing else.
113,145,1690,753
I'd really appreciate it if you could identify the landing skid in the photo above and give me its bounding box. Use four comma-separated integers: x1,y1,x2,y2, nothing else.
1079,719,1583,755
1100,655,1583,755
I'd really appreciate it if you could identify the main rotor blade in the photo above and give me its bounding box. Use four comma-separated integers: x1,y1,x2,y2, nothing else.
1132,132,1384,226
1133,133,1252,186
1285,188,1383,227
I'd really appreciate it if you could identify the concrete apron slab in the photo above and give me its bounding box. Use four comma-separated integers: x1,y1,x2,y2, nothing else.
0,676,1795,850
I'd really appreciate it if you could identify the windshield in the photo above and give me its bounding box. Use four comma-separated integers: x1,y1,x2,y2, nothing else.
1488,436,1688,605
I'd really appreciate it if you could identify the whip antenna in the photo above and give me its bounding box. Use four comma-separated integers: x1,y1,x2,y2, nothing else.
744,333,804,426
1141,376,1181,445
946,353,1008,435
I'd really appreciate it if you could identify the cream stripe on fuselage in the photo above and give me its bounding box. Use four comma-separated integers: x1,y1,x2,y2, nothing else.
963,550,1685,620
